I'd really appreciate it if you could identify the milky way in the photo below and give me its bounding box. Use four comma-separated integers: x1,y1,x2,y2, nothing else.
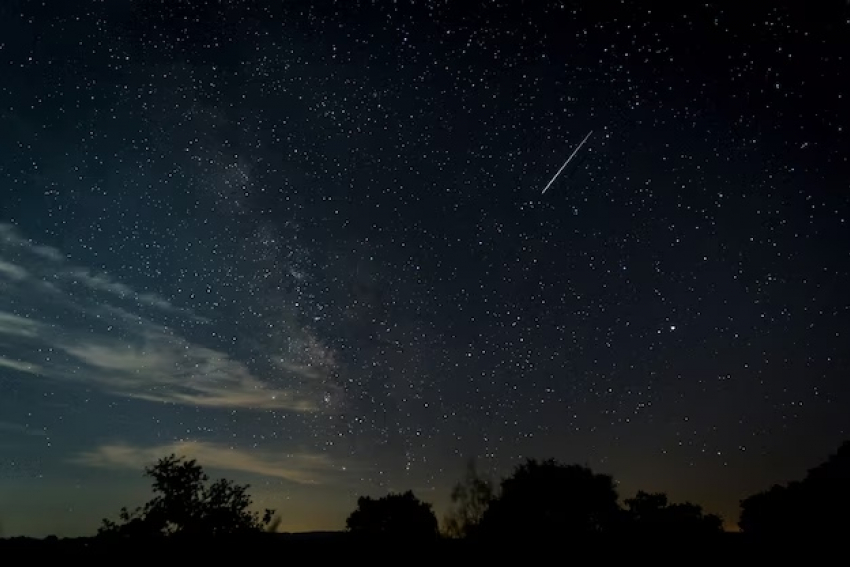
0,1,848,536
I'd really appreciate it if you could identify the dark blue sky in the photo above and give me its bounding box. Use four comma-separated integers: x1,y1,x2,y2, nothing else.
1,1,848,536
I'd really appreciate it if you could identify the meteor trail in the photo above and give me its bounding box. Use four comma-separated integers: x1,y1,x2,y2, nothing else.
541,130,593,195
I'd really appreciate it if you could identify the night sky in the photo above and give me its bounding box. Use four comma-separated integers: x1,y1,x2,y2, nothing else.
1,1,848,537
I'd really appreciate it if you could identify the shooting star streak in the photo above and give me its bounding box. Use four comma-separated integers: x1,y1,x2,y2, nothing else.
541,130,593,195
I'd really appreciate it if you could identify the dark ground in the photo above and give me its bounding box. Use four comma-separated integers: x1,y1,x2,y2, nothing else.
0,532,829,562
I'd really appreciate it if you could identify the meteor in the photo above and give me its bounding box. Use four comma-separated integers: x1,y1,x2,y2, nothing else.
541,130,593,195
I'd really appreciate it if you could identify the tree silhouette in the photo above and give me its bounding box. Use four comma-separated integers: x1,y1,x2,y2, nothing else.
739,483,802,537
443,459,494,539
99,454,274,538
345,490,438,541
477,458,621,541
625,490,722,536
740,440,850,538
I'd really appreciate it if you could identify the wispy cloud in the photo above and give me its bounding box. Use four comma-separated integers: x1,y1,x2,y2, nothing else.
0,311,41,338
0,355,40,374
0,421,49,437
0,223,338,412
0,259,28,281
0,224,64,262
73,441,335,485
59,328,319,411
0,223,196,318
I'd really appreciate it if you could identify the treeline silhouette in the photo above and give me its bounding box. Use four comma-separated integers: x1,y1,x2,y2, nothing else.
2,440,849,558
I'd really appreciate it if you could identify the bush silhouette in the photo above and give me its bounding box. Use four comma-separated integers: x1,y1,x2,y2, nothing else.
345,490,438,541
477,458,621,541
740,440,850,538
99,454,274,538
625,490,722,537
